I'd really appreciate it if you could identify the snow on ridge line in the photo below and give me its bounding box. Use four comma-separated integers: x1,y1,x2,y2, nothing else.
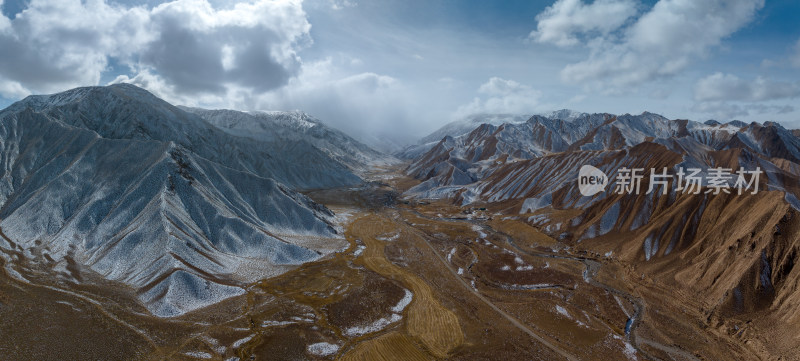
8,83,365,190
0,86,349,318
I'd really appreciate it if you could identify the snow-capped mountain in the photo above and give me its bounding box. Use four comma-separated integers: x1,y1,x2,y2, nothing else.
405,110,800,209
419,113,531,145
7,84,363,190
542,109,587,122
396,113,530,159
397,110,594,160
405,112,613,193
182,108,396,172
0,84,354,317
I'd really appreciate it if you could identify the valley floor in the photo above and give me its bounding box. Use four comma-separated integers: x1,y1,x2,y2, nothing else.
0,166,794,360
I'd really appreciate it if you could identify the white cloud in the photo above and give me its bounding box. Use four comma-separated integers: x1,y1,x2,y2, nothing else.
0,0,309,97
247,58,417,143
0,0,151,97
691,101,794,121
530,0,638,47
0,0,9,30
111,55,418,148
455,77,542,117
138,0,309,94
694,72,800,102
690,101,748,120
328,0,356,10
691,72,799,120
534,0,765,91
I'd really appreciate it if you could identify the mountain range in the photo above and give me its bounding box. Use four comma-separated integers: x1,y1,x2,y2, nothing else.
402,109,800,330
0,84,387,316
3,84,800,358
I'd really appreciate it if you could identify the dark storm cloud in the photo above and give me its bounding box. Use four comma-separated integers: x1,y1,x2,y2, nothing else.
0,0,309,98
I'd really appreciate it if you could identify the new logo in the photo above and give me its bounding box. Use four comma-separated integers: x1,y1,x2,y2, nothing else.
578,165,608,196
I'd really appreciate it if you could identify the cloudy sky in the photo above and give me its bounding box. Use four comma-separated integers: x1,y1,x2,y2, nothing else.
1,0,799,145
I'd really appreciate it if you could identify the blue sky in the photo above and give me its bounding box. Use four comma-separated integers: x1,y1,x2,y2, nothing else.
0,0,798,144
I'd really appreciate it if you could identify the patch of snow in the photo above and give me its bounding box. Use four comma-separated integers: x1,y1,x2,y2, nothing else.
353,245,366,257
307,342,340,357
391,289,414,313
184,351,213,359
447,247,456,262
344,314,402,337
262,320,295,328
232,335,254,349
376,233,400,242
623,341,637,360
471,225,487,238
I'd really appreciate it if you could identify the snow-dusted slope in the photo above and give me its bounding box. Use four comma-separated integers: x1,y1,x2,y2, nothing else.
0,85,349,317
397,114,530,159
405,112,613,193
7,84,362,190
419,113,530,145
543,109,588,122
405,110,800,204
725,121,800,164
183,108,396,172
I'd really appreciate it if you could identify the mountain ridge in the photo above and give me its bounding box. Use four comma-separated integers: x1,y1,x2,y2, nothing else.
401,107,800,334
9,83,367,190
0,84,359,317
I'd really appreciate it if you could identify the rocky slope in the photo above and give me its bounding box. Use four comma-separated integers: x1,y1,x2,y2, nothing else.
403,110,800,335
396,113,530,160
6,84,364,190
0,84,359,316
182,108,397,173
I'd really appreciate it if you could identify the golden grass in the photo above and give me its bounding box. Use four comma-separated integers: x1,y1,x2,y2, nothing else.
345,214,464,359
340,332,429,361
488,218,558,247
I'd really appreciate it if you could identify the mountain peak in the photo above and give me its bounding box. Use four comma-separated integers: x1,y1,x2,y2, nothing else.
727,120,749,127
0,83,360,317
543,109,587,121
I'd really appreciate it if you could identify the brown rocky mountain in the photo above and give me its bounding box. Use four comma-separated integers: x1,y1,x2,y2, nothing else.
404,111,800,358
